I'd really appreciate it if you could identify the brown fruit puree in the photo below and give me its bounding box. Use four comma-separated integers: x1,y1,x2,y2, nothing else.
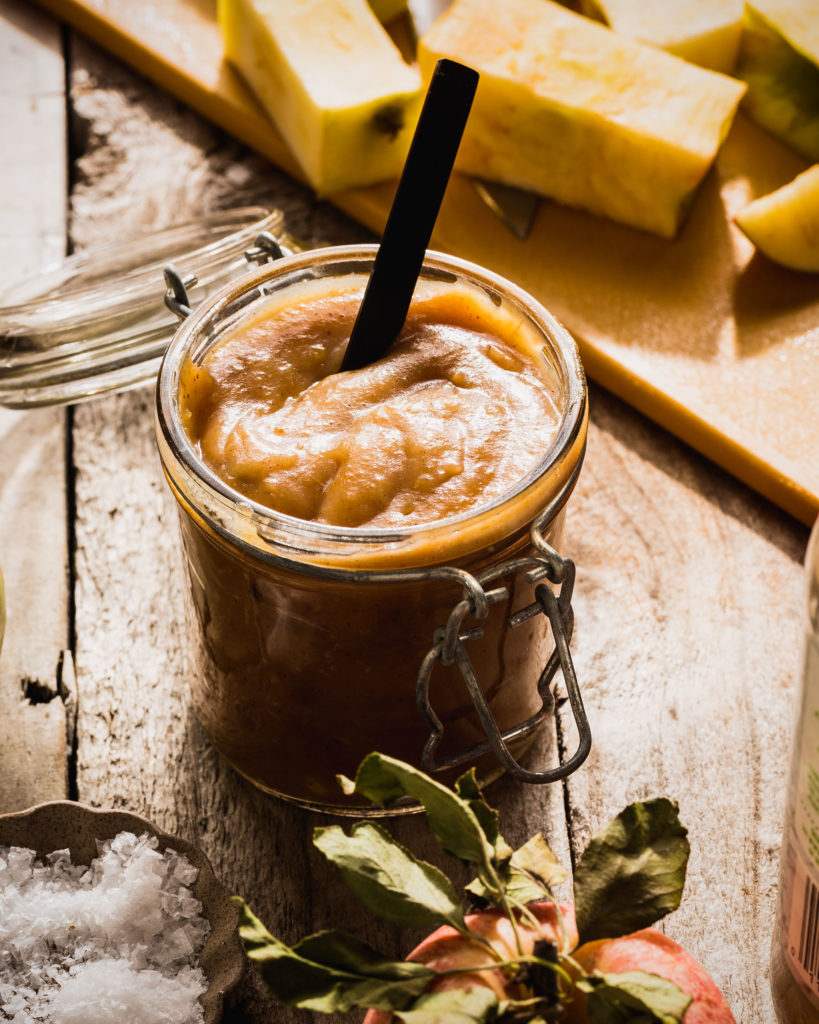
179,281,561,531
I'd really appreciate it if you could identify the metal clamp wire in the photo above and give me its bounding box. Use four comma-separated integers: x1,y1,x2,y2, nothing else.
163,264,197,321
245,231,287,264
416,524,590,783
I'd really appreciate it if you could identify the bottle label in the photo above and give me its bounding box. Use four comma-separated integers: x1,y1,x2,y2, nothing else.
783,633,819,1004
785,838,819,999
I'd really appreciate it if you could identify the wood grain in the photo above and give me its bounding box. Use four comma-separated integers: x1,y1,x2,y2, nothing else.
0,0,70,813
68,29,809,1024
559,397,808,1022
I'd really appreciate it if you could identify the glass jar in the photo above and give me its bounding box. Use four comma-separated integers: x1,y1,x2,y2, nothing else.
772,514,819,1021
155,245,589,812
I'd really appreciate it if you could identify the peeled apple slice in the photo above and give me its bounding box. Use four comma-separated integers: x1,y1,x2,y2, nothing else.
218,0,422,195
579,0,744,74
734,2,819,162
418,0,746,238
735,164,819,272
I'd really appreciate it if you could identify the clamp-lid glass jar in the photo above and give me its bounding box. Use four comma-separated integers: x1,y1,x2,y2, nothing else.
155,244,589,813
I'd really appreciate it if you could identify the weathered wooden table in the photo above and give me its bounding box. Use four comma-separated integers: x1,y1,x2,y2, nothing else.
0,3,812,1021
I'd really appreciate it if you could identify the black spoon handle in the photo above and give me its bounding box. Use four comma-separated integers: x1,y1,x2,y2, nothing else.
340,58,479,373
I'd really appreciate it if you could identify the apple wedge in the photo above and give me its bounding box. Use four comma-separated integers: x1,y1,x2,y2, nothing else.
735,164,819,272
218,0,422,195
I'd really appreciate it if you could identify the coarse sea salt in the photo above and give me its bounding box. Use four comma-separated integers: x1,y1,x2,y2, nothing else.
0,831,210,1024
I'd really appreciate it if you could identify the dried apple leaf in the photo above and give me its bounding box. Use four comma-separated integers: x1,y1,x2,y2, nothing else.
314,821,467,932
574,799,690,945
234,898,434,1013
467,832,566,907
454,770,503,850
341,753,497,880
578,969,692,1023
395,986,499,1024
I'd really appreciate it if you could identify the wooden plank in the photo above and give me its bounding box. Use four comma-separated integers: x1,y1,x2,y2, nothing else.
0,0,70,813
557,398,808,1021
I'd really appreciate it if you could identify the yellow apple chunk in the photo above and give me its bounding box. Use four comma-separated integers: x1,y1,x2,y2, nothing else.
218,0,422,195
418,0,746,238
580,0,744,74
734,2,819,163
735,164,819,272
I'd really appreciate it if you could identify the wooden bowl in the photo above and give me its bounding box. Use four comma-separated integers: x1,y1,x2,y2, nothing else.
0,800,244,1023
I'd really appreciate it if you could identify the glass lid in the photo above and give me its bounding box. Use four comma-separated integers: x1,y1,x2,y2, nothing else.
0,207,291,409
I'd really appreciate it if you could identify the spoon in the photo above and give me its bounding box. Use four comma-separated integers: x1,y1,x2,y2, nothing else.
340,58,479,373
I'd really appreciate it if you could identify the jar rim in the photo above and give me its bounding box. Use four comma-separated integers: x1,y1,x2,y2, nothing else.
155,245,587,562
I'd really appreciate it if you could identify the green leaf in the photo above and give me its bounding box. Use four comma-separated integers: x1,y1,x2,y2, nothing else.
578,970,692,1024
235,896,281,956
395,987,499,1024
574,799,690,944
314,821,467,932
467,833,566,908
343,754,497,879
234,898,434,1013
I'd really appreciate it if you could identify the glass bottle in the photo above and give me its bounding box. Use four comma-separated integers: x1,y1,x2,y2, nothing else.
772,514,819,1022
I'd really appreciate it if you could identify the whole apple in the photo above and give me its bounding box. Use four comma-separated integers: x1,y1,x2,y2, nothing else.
363,903,735,1024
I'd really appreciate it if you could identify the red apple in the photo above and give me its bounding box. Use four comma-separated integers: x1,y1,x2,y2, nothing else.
567,928,735,1024
363,903,735,1024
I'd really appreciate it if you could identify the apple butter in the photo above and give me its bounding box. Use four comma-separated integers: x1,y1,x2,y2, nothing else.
179,281,561,531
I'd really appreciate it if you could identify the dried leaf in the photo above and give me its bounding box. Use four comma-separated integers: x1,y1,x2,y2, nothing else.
574,799,689,945
395,986,499,1024
578,970,692,1023
467,833,566,907
343,753,496,880
234,898,434,1013
455,771,502,849
314,821,467,932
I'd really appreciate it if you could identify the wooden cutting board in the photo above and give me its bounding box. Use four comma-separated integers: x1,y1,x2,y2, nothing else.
36,0,819,525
